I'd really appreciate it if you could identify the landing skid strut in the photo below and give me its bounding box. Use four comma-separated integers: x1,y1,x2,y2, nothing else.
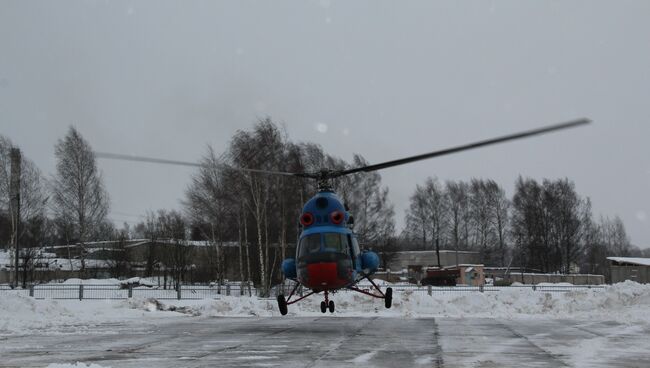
277,277,393,315
347,277,393,309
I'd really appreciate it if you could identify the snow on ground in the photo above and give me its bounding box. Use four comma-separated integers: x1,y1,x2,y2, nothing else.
0,293,190,335
1,281,649,336
188,280,650,323
46,364,110,368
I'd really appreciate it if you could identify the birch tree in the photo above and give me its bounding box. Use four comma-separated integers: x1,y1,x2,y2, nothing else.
51,127,109,273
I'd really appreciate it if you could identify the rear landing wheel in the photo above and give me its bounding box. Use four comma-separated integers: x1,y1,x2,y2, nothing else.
277,295,288,316
328,300,335,313
320,301,327,313
384,287,393,309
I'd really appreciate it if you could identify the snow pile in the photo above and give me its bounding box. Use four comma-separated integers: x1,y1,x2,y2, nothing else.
3,282,650,335
0,294,188,335
0,250,11,270
47,363,110,368
61,278,122,285
120,277,154,287
392,281,650,321
0,294,77,333
167,281,650,323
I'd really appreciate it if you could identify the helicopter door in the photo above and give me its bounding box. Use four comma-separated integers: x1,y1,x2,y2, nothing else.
347,235,356,267
349,235,360,268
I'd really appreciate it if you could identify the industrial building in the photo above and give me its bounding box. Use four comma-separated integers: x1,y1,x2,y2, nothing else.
383,250,483,285
608,257,650,284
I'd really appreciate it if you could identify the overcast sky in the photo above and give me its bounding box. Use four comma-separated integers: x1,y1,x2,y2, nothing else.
1,1,649,247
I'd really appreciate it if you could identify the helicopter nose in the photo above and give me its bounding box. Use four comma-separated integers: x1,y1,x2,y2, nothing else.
306,262,340,287
298,252,353,290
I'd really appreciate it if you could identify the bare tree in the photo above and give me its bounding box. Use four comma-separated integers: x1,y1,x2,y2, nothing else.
512,177,591,273
0,136,48,286
184,145,234,283
404,177,448,266
157,210,192,289
484,180,510,266
600,215,632,257
106,228,131,279
340,154,395,248
51,127,109,274
446,180,470,265
227,118,287,295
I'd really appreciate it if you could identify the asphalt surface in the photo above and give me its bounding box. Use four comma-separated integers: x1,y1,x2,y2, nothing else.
2,317,650,367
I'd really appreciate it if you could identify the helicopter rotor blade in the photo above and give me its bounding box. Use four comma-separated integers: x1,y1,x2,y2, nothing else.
94,152,302,177
330,118,591,178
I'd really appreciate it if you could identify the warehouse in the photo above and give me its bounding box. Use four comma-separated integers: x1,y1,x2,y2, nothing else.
608,257,650,284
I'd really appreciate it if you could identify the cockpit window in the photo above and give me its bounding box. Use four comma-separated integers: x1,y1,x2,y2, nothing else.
351,236,360,255
299,234,321,257
323,233,349,253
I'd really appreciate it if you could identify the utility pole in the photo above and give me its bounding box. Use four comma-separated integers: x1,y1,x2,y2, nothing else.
10,148,21,288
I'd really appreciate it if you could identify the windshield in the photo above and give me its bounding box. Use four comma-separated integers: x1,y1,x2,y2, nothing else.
323,233,349,254
298,233,321,257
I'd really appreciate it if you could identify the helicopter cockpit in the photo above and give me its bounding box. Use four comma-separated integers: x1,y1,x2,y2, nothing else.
298,232,357,256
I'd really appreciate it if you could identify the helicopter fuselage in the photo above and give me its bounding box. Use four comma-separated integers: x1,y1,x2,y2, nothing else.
296,226,358,291
282,191,380,292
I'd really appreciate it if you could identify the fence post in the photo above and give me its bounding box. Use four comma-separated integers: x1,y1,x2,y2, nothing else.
128,284,133,298
177,284,181,300
427,285,432,296
79,284,84,301
479,284,484,293
532,285,537,291
226,284,231,296
29,284,34,297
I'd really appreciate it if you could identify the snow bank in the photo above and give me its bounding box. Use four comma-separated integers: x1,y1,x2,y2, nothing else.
61,278,121,285
2,282,649,336
164,281,650,323
47,364,110,368
0,294,188,335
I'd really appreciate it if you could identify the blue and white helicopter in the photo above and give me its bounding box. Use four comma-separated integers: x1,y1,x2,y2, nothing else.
97,119,590,315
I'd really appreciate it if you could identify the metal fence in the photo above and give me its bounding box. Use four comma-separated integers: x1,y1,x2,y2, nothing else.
0,283,605,300
332,284,606,296
0,283,259,300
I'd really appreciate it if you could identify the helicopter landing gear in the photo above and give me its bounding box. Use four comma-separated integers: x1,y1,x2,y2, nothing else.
277,282,317,316
320,291,335,313
348,277,393,309
277,295,288,316
384,287,393,309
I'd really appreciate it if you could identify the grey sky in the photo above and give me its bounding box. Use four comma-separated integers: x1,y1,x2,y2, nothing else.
1,1,649,246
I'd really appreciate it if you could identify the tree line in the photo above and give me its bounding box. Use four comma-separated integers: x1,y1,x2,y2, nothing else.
0,119,395,292
402,176,644,279
1,118,645,288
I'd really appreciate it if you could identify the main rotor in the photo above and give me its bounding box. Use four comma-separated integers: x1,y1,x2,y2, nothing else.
95,118,592,189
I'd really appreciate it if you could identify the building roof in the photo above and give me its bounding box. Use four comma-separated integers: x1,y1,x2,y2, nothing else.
607,257,650,267
393,250,479,255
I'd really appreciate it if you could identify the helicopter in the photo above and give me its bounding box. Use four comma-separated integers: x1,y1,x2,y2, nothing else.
96,118,590,315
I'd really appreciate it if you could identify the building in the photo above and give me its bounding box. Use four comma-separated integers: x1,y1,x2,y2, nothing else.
386,250,480,271
608,257,650,284
384,250,482,285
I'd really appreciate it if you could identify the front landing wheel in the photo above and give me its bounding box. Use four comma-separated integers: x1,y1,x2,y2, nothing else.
328,300,335,313
277,295,288,316
384,287,393,309
320,301,327,313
